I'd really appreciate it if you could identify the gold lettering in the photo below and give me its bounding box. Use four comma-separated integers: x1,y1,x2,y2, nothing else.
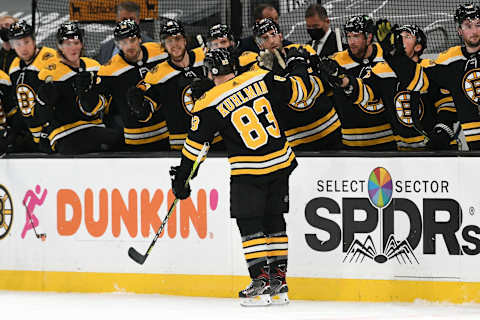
224,99,236,111
259,80,268,94
216,103,229,117
243,86,257,100
253,82,263,96
236,91,248,103
230,94,242,107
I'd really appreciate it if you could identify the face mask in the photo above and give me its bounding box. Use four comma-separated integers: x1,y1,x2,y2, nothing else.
0,28,9,42
307,28,326,41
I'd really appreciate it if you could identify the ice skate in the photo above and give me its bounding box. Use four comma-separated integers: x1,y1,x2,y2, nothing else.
239,274,272,307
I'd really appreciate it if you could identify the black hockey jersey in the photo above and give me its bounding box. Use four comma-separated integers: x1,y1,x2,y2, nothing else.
418,46,480,150
98,42,169,149
351,59,456,150
38,57,108,150
9,46,58,144
143,47,223,150
277,43,341,150
181,69,311,182
331,43,396,150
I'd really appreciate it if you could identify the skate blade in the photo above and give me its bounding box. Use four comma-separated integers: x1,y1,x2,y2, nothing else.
240,294,272,307
271,292,289,305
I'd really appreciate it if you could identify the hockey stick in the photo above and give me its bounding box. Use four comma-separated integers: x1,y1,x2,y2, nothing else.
273,48,286,69
22,201,47,241
128,142,210,265
335,27,343,52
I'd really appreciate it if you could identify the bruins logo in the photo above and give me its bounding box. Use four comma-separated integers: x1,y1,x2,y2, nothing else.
0,184,13,240
394,91,424,127
462,68,480,105
16,84,36,117
182,85,194,116
357,98,384,114
42,52,53,60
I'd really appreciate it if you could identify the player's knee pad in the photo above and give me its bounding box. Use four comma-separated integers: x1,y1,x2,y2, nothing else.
263,214,286,235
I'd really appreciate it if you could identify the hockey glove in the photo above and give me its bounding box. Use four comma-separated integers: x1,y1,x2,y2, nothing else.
170,166,191,200
427,123,455,150
317,57,346,89
127,86,151,120
375,19,404,57
73,71,96,95
284,46,309,74
191,77,215,100
257,49,275,71
37,81,60,106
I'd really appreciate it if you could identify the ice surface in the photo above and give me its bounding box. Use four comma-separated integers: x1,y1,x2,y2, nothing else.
2,291,480,320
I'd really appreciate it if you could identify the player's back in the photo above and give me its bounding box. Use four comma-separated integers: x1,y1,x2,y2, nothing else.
188,69,297,182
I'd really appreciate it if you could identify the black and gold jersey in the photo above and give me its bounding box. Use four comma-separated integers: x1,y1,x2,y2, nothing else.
143,47,223,150
331,43,396,150
180,69,316,183
236,50,258,74
419,46,480,149
0,69,14,128
98,42,169,149
9,46,58,143
277,43,341,150
38,57,108,150
351,59,456,150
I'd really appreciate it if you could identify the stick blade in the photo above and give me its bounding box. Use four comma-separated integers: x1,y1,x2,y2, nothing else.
128,247,147,265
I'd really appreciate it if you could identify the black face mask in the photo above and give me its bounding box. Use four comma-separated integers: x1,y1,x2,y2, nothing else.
0,28,9,42
307,28,326,41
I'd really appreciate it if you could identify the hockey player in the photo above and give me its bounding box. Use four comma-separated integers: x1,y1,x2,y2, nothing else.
252,17,341,150
8,20,58,152
330,15,396,150
170,47,312,306
376,3,480,150
127,19,223,151
37,22,122,154
98,19,169,151
319,24,457,151
0,69,25,154
190,24,259,101
206,24,258,74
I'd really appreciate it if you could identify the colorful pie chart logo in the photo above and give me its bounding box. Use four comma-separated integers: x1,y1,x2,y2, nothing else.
368,167,393,208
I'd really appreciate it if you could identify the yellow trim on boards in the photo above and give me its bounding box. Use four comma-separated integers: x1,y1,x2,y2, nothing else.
0,270,480,303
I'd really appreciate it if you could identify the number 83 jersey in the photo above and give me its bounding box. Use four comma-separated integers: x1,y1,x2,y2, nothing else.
182,69,312,183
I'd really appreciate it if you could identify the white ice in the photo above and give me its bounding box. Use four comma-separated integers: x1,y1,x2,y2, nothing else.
2,291,480,320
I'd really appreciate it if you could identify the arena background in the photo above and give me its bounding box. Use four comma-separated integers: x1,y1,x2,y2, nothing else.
0,0,468,58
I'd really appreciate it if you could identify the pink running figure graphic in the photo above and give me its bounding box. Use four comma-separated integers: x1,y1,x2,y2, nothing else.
21,185,47,240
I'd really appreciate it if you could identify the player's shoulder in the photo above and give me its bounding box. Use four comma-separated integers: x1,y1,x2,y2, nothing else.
284,43,316,55
434,46,466,66
238,50,258,67
38,60,70,82
192,47,205,66
98,54,130,76
143,42,168,64
144,60,179,85
0,69,11,86
371,61,395,78
194,69,269,112
331,50,356,69
81,57,101,71
8,57,20,76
